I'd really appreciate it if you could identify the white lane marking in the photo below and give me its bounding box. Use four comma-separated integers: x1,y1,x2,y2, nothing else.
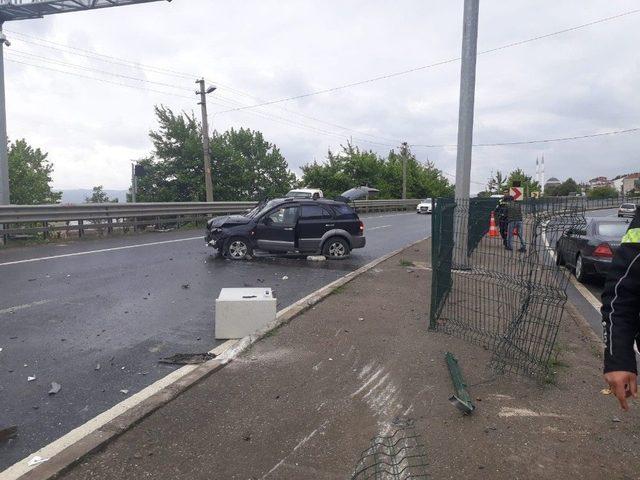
0,236,202,267
498,407,567,418
0,299,51,315
1,339,239,480
367,225,391,231
351,367,384,397
361,212,416,221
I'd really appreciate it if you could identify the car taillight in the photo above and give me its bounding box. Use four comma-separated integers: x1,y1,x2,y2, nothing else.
593,243,613,258
359,221,364,233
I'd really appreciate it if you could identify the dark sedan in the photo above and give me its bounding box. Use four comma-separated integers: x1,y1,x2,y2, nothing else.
555,219,629,282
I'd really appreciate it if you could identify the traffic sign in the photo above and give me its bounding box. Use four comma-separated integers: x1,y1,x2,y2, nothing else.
509,187,523,201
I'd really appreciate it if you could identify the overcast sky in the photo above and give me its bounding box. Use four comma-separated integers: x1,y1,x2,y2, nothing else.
4,0,640,193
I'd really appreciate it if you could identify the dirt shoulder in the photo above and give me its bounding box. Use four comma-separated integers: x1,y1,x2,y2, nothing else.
59,239,640,480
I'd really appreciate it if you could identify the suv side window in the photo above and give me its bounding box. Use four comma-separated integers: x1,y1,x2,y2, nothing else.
266,206,298,227
300,205,333,220
332,203,357,219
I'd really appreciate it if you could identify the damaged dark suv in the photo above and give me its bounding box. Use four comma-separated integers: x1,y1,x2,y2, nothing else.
205,197,366,260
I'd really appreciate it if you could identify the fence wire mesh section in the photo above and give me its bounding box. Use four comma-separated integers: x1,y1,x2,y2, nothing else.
350,427,429,479
429,197,587,380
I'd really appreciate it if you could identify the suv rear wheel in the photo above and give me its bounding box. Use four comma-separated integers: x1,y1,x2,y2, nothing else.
323,237,350,259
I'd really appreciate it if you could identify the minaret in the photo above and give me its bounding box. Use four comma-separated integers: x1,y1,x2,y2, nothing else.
536,157,539,186
541,155,546,194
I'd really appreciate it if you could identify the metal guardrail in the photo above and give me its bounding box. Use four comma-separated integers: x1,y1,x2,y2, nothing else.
0,199,421,241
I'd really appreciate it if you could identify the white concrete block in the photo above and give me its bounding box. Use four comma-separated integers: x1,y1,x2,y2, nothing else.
215,288,277,339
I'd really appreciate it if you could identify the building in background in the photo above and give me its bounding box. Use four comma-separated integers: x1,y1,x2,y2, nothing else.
588,176,612,188
622,173,640,195
544,177,562,190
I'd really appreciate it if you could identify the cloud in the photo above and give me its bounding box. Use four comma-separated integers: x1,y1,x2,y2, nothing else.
3,0,639,193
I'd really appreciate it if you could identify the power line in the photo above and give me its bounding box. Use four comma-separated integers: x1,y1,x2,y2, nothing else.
213,8,640,114
410,127,640,148
7,49,193,92
6,32,401,145
5,58,195,100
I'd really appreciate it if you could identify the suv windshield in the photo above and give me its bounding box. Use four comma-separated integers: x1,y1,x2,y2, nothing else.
621,203,636,209
247,199,281,218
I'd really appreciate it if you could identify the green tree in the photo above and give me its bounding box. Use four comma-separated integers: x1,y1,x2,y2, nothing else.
507,168,540,197
487,170,508,195
587,185,618,199
85,185,118,203
8,139,61,205
545,178,581,197
300,142,453,199
135,106,296,202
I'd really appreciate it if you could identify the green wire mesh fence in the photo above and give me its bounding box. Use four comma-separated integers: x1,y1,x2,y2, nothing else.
429,197,590,381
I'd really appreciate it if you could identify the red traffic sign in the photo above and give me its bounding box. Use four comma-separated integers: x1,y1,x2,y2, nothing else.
509,187,523,201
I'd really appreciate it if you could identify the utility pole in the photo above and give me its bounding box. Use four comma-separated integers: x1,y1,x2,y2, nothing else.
130,162,137,203
454,0,479,201
453,0,480,269
196,78,215,203
0,25,10,206
402,155,407,199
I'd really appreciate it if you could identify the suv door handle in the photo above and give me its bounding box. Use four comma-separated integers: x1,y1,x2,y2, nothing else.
325,224,335,227
284,227,294,231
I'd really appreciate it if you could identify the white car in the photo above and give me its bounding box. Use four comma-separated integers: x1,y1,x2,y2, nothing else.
416,198,433,214
286,188,323,199
618,203,637,218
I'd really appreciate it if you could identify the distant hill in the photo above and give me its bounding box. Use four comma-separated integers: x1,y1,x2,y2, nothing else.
59,189,128,204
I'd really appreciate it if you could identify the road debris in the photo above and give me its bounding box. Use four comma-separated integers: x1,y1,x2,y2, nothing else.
159,353,216,365
282,275,289,280
27,456,49,467
307,255,326,261
27,376,36,382
95,363,101,371
48,382,61,395
612,417,622,423
120,389,129,395
181,284,190,289
445,352,475,415
0,425,18,443
600,388,612,395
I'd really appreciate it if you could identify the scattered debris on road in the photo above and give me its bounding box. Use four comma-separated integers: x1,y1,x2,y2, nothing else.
120,389,129,395
0,425,18,443
600,388,612,395
445,352,475,415
307,255,326,261
95,363,101,371
27,376,36,382
181,284,190,289
27,456,49,467
282,275,289,280
612,417,622,423
159,353,216,365
48,382,61,395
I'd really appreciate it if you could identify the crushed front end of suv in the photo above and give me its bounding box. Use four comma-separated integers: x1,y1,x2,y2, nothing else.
205,197,366,260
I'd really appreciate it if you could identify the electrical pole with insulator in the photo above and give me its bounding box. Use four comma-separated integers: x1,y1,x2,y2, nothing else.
196,79,215,203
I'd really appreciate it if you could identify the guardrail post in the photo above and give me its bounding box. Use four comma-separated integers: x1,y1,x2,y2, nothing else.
107,218,113,234
43,221,49,240
78,219,84,238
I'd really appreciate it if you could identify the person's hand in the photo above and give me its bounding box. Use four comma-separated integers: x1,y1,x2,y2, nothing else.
604,371,638,410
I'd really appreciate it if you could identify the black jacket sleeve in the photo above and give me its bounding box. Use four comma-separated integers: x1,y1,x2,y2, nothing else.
601,209,640,374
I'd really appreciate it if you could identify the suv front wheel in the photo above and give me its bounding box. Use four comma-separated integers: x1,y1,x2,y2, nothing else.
225,237,253,260
323,237,350,260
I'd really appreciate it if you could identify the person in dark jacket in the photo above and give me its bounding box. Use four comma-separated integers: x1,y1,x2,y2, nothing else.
505,196,526,252
602,208,640,410
495,197,509,247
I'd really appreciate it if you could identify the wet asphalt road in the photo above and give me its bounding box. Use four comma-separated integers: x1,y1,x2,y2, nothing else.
0,212,430,470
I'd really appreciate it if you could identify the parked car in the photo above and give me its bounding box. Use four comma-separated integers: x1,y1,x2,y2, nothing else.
555,219,629,282
285,188,323,199
618,203,637,218
416,198,433,214
205,198,366,260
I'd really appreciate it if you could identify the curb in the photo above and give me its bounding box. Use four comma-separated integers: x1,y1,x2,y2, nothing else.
8,237,428,480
